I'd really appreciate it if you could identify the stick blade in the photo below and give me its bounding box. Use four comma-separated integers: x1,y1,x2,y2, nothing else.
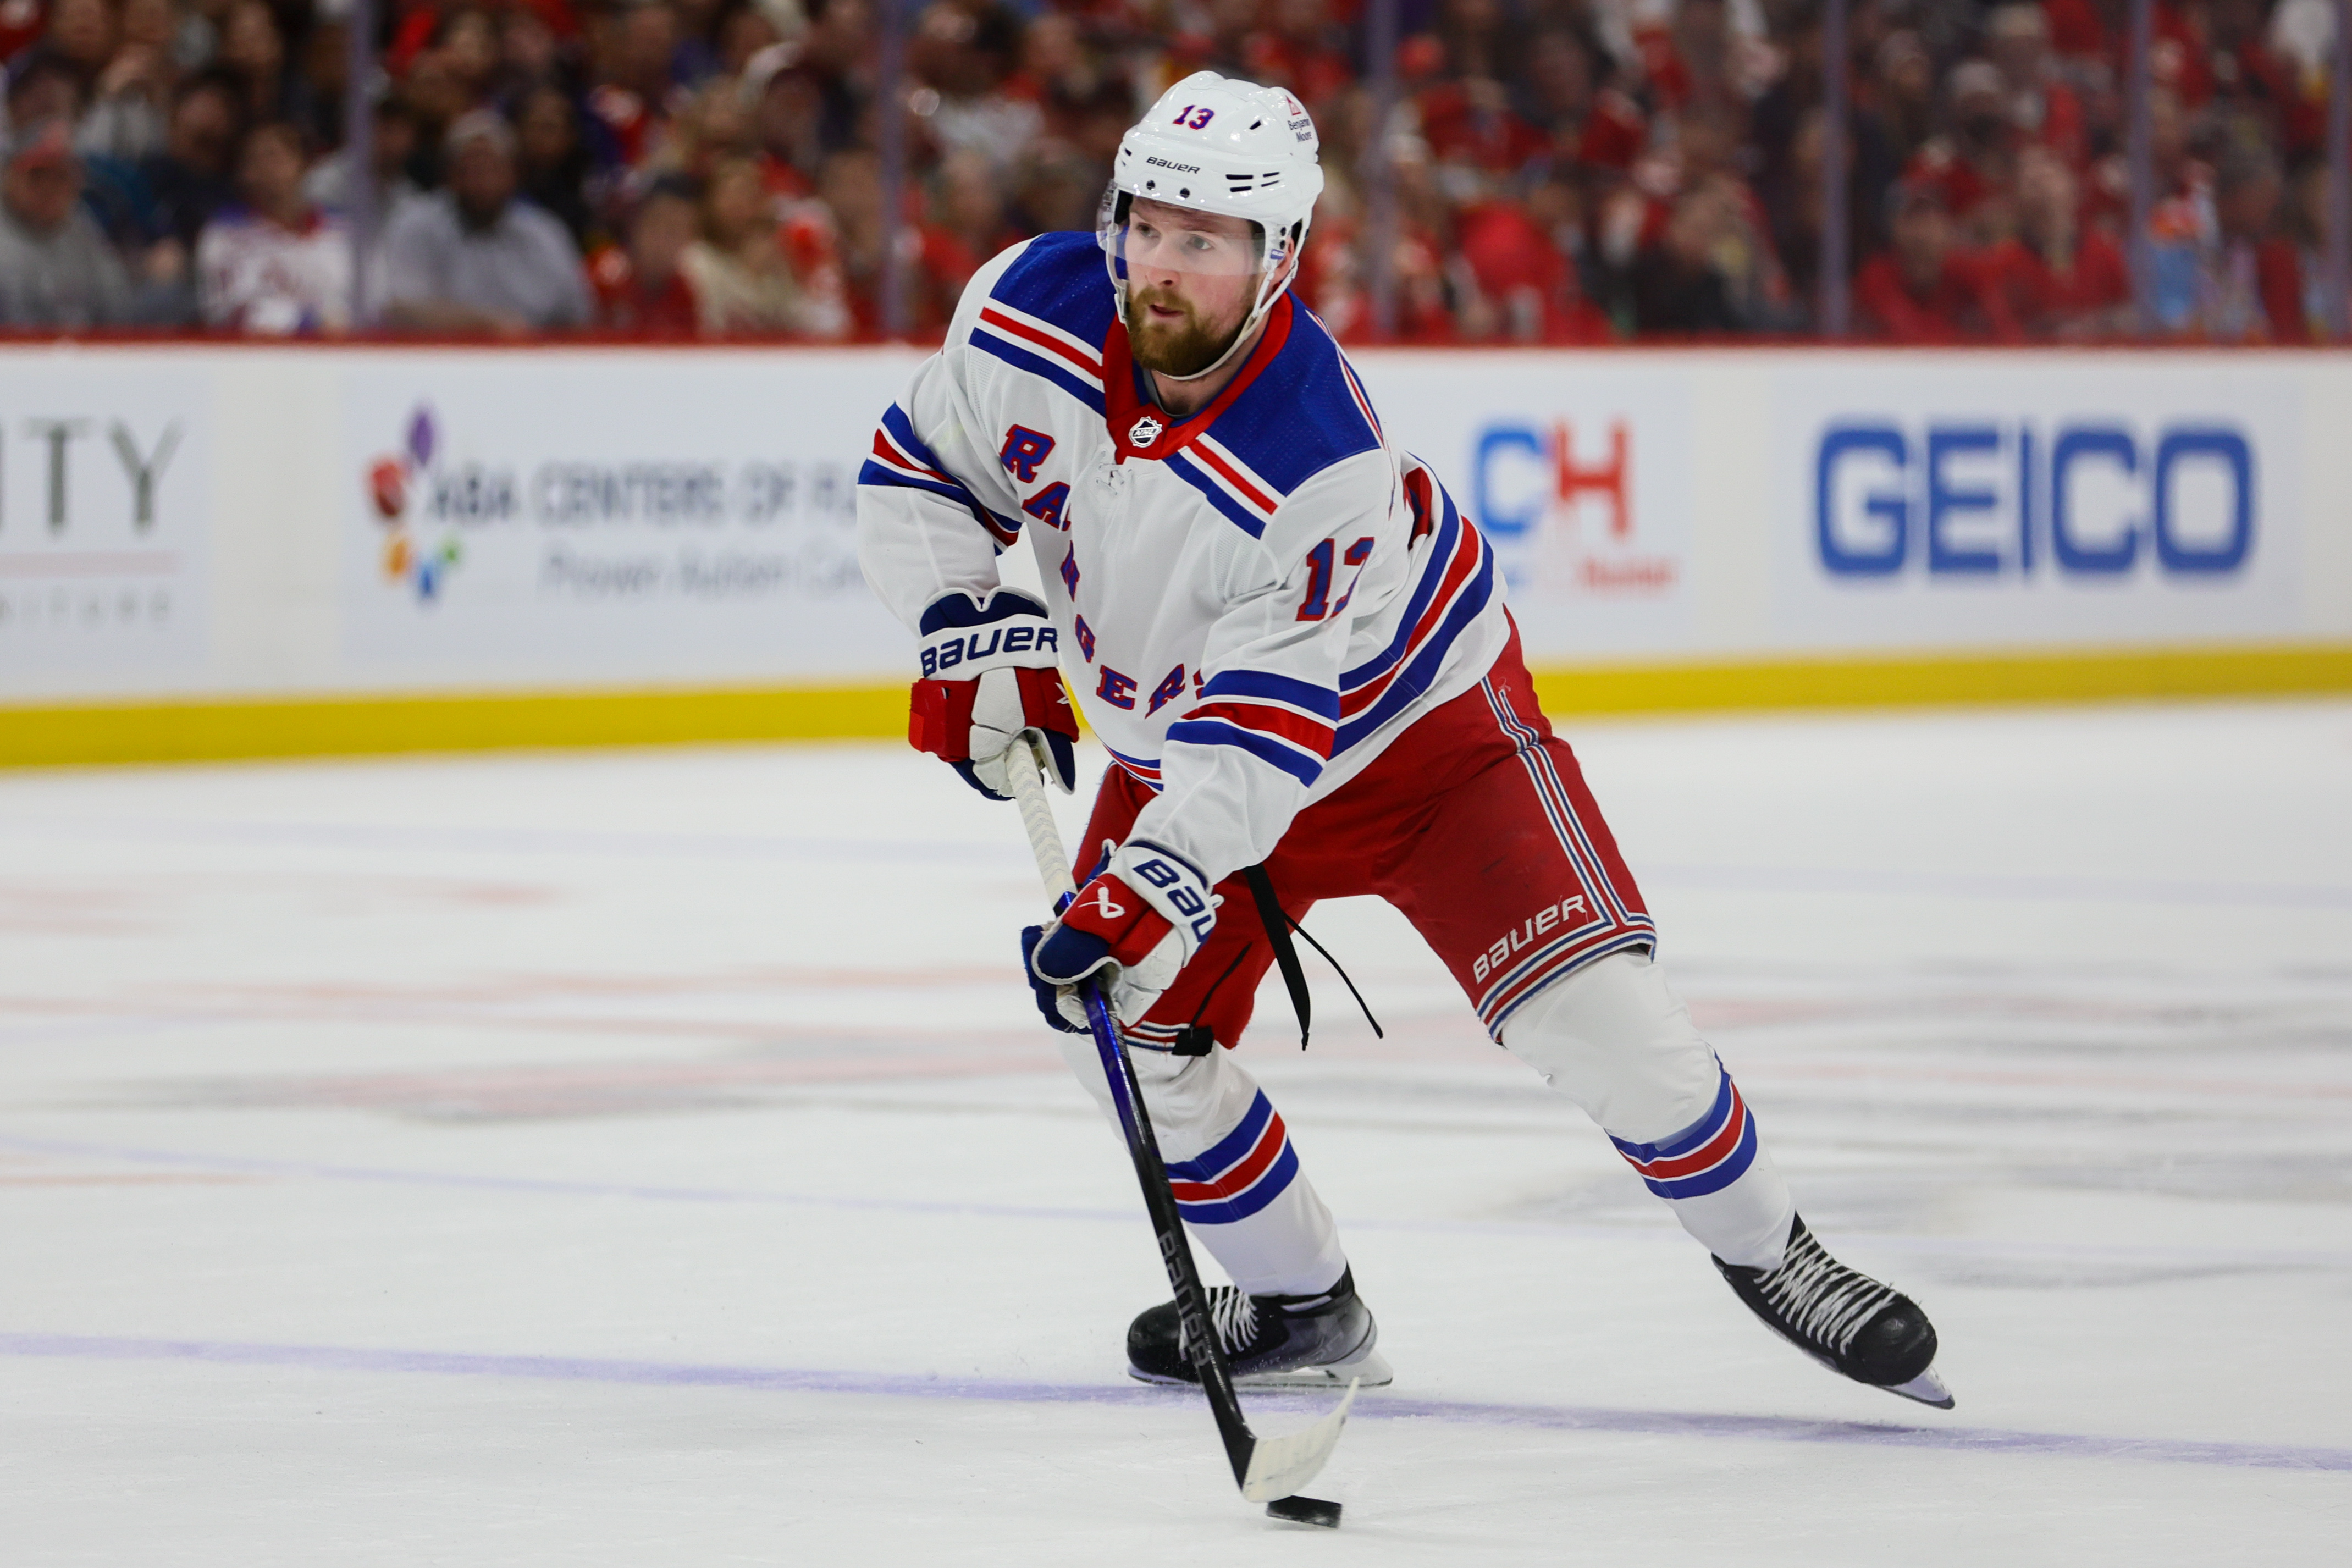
1238,1378,1359,1503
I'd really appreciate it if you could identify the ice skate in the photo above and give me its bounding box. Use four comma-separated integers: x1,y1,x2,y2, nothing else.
1715,1216,1954,1409
1127,1266,1393,1389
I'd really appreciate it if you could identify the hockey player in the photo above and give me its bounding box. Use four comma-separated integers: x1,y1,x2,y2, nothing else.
854,72,1952,1410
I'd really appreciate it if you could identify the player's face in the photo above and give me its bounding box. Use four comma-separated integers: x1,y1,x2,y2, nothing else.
1121,198,1262,378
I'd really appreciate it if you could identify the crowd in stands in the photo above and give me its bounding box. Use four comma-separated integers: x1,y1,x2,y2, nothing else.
0,0,2343,340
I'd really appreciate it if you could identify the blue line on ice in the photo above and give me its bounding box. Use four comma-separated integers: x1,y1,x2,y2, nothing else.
2,1330,2344,1475
10,816,2350,908
4,1131,2347,1273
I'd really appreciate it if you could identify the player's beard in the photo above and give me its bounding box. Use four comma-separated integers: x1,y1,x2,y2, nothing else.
1124,283,1249,379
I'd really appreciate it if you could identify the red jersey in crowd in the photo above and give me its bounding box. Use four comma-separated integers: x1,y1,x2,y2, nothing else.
1418,82,1549,173
588,245,699,336
1855,250,2021,343
1454,201,1613,343
1982,230,2130,335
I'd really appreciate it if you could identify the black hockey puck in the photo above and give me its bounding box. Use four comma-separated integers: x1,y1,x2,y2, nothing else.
1266,1494,1343,1528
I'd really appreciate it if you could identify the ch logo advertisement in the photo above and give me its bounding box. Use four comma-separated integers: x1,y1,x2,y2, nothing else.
1471,417,1678,598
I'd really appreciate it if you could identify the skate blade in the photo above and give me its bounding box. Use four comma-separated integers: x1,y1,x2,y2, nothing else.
1881,1366,1955,1409
1238,1348,1392,1390
1127,1348,1394,1391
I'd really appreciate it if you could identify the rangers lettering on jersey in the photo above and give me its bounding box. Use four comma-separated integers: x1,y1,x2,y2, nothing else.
854,230,1509,891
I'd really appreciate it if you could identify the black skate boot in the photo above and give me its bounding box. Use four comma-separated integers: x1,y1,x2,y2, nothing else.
1127,1266,1393,1389
1714,1216,1954,1409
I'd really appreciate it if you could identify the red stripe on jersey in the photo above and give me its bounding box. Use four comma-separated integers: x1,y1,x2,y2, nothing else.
978,307,1103,379
1190,443,1277,513
1181,700,1334,757
871,429,949,481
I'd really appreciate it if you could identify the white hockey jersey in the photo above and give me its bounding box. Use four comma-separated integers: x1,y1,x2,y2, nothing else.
855,231,1509,888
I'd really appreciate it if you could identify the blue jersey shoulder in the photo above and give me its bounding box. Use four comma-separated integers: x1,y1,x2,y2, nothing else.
987,230,1117,343
1213,305,1384,496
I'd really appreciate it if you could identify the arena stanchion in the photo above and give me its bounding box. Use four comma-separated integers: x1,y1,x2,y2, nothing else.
1006,735,1357,1522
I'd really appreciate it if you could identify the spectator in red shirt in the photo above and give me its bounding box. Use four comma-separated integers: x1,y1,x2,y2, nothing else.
1984,147,2130,339
590,173,701,335
1419,74,1548,176
1454,172,1613,342
1856,179,2021,342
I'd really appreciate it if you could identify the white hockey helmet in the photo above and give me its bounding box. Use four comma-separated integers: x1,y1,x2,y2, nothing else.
1100,71,1324,378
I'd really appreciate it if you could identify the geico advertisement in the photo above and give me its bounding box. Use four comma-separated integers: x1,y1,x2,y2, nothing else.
1774,358,2300,649
1350,354,1694,660
342,351,925,682
0,360,206,693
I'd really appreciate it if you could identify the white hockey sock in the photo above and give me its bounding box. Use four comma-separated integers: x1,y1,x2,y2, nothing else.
1056,1031,1349,1297
1500,949,1796,1271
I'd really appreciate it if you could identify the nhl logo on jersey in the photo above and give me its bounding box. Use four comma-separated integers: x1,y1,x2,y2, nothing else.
1128,415,1164,448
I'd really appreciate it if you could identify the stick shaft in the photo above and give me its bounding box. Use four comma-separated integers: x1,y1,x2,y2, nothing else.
1006,743,1257,1488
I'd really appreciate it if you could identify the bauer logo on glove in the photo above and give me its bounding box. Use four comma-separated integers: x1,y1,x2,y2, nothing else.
906,589,1079,800
1026,840,1219,1030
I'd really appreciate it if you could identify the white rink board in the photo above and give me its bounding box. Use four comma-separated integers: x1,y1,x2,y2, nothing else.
0,702,2347,1564
1,343,2347,705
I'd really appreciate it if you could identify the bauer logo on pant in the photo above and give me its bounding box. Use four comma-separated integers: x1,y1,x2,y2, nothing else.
1473,895,1597,984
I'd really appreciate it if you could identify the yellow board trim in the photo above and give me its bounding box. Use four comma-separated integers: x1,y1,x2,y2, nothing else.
1528,642,2352,717
2,643,2348,768
0,683,908,768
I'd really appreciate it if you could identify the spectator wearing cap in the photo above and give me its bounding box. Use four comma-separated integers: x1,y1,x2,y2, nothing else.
196,121,351,334
589,174,701,335
381,108,590,334
0,119,140,325
1856,179,2020,343
744,42,825,198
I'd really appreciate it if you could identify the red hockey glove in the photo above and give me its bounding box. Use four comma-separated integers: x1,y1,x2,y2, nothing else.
1027,842,1218,1030
906,589,1078,799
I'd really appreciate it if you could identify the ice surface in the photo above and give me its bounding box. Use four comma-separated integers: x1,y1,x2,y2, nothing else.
1,702,2347,1565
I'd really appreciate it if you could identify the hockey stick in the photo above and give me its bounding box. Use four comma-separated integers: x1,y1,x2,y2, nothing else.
1006,737,1358,1504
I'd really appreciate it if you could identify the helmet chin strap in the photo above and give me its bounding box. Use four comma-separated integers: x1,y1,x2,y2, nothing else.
1138,219,1308,385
